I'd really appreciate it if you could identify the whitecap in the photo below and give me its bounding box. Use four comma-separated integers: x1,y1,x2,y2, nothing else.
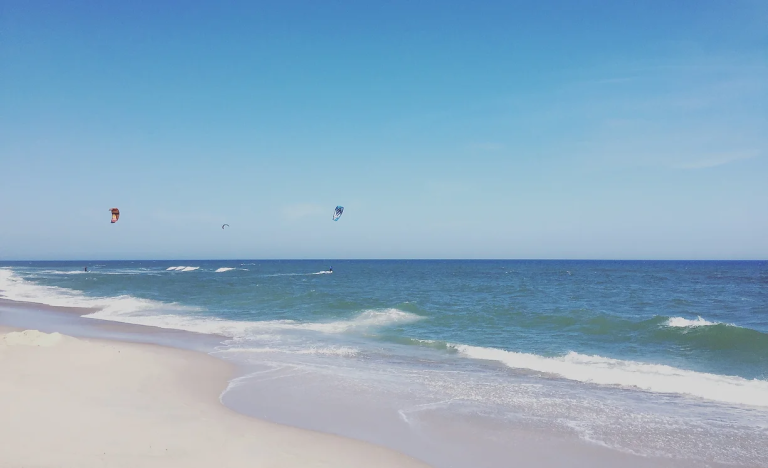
665,316,722,328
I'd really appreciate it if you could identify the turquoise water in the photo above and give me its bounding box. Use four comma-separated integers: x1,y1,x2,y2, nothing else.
1,260,767,465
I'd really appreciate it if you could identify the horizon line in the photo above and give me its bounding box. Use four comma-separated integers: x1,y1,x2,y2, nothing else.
1,258,766,262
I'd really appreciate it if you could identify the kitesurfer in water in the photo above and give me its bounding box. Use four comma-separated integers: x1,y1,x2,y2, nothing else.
329,266,333,273
84,267,88,272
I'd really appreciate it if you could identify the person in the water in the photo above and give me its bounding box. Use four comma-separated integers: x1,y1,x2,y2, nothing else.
84,267,88,272
329,266,333,273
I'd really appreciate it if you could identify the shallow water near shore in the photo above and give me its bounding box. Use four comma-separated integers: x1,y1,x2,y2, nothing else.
1,260,766,467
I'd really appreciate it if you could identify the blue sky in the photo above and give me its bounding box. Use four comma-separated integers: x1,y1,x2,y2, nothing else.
1,0,766,259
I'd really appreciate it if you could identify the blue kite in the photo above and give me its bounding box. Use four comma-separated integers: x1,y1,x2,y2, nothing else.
333,206,344,221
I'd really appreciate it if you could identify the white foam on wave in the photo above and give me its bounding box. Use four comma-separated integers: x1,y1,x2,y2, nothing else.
1,270,420,341
79,309,422,352
166,266,199,272
665,316,722,328
0,268,199,317
180,266,199,272
29,268,157,277
313,271,332,275
294,309,422,333
215,267,236,273
451,344,768,408
101,308,421,336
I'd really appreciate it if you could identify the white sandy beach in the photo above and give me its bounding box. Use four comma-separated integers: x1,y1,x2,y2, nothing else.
0,327,430,467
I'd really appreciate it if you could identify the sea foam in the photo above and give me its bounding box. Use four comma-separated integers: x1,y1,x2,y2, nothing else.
0,269,419,341
451,344,768,408
0,268,199,317
166,266,199,272
665,316,722,328
84,307,422,337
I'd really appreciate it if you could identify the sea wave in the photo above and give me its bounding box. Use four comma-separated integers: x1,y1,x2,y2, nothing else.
450,344,768,408
0,268,198,316
81,308,421,341
665,316,724,328
215,267,236,273
33,269,156,276
0,268,419,340
166,266,199,272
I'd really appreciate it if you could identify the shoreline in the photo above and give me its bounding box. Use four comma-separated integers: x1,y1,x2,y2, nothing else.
0,297,230,339
0,297,98,315
0,293,743,467
0,297,228,351
0,311,431,466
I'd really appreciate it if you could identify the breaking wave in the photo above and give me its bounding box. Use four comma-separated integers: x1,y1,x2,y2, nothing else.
166,266,199,271
665,316,723,328
0,269,420,341
451,344,768,408
86,307,422,337
0,268,198,317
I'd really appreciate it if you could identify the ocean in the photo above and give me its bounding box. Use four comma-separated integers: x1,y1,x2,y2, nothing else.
1,260,766,467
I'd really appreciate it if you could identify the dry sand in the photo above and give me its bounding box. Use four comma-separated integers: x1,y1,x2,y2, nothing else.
0,328,430,468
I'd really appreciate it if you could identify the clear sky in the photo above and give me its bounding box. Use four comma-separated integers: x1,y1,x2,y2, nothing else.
1,0,766,260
